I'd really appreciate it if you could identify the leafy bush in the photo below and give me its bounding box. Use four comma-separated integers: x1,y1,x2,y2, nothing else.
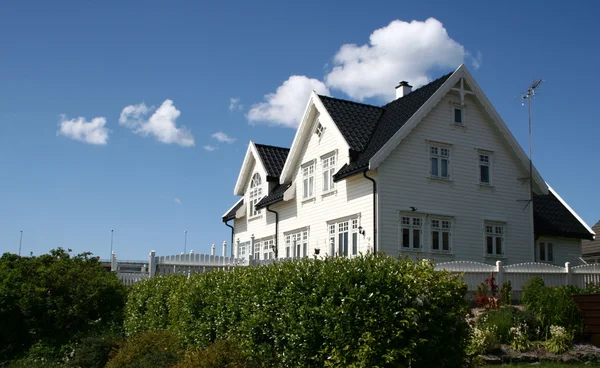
474,274,500,309
477,307,537,343
500,280,512,305
173,341,254,368
521,277,584,337
106,330,183,368
126,254,470,367
65,333,121,368
468,325,499,355
0,249,127,363
545,325,574,354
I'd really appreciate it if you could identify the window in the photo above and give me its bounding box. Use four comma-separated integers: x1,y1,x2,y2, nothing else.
454,108,463,124
249,173,262,217
328,218,359,257
430,146,450,179
238,241,249,257
431,219,452,252
254,240,260,260
315,122,324,138
262,239,274,260
302,163,315,199
485,223,504,256
400,216,422,249
538,242,554,262
479,154,492,185
322,155,336,192
285,230,308,258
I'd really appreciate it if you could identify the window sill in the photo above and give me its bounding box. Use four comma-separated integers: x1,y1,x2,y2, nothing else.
301,197,316,205
400,247,425,253
485,254,505,259
321,189,337,198
478,183,495,191
450,122,466,129
427,177,453,184
430,250,454,256
248,215,263,222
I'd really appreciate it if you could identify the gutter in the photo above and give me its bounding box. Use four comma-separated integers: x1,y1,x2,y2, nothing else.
224,220,235,257
266,205,279,258
363,170,377,254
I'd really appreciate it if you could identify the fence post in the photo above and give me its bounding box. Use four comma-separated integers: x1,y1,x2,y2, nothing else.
211,244,216,256
149,250,156,277
222,241,227,257
565,262,572,286
496,260,504,286
111,251,117,272
251,234,255,260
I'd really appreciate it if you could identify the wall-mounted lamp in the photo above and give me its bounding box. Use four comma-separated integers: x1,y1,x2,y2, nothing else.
358,226,366,236
314,248,320,255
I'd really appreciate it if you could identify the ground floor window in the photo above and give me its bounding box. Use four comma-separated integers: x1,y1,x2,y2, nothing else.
285,229,308,258
537,241,554,262
431,218,452,252
238,241,249,258
485,222,504,256
328,218,359,257
253,237,274,260
400,215,422,249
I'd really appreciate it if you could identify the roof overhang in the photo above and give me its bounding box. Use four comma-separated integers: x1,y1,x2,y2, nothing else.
368,64,548,195
547,184,595,238
233,141,268,196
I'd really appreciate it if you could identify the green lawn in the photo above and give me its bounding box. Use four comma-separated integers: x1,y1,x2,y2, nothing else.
485,364,597,367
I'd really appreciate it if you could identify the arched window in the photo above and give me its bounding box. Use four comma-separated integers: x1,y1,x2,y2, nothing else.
249,173,262,217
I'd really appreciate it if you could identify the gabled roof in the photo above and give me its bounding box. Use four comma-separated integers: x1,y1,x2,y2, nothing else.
222,198,243,222
582,221,600,257
255,183,291,209
254,144,290,181
332,72,452,180
533,186,595,240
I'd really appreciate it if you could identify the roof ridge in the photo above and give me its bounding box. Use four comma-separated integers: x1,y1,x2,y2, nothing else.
381,71,454,109
318,94,382,110
254,143,290,151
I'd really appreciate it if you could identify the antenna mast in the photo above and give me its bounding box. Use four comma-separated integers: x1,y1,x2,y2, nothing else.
520,79,543,209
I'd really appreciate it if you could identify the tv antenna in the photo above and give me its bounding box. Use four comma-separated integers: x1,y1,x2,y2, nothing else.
518,79,543,210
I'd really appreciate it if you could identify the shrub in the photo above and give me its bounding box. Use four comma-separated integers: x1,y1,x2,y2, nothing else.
106,330,183,368
521,277,584,337
509,323,531,352
474,274,500,309
469,325,499,355
500,280,512,305
477,307,537,343
126,254,470,367
173,341,254,368
65,333,121,368
545,325,574,354
0,249,127,362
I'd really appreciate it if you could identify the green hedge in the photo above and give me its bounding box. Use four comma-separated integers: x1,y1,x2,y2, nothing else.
125,254,469,367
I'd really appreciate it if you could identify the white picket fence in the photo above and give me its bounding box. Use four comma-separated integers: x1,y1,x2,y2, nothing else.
435,261,600,299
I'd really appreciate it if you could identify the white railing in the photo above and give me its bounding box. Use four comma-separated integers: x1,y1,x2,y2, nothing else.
118,271,149,286
435,260,600,299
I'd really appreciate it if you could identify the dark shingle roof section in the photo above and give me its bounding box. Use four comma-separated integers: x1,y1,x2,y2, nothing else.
222,199,243,222
332,72,453,180
533,193,594,240
319,96,383,152
254,144,290,180
582,221,600,257
255,183,291,209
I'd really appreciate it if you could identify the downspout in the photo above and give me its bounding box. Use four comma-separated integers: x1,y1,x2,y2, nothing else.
266,205,279,258
224,220,234,257
363,170,377,254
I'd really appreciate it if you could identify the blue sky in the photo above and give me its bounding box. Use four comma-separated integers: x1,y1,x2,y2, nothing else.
1,1,599,260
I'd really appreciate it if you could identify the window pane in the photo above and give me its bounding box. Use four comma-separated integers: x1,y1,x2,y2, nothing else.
286,247,290,258
480,165,490,184
402,228,410,248
443,232,450,251
309,177,313,196
323,171,329,191
330,237,335,256
487,236,493,254
441,159,448,178
432,231,439,250
496,237,502,255
303,243,307,258
330,169,335,189
454,108,462,124
303,179,308,198
343,232,348,256
539,242,546,261
431,157,438,176
548,243,554,262
352,233,358,255
296,243,301,258
413,229,420,248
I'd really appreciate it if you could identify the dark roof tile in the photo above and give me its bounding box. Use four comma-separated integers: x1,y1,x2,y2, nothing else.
222,199,243,222
533,193,594,240
255,183,291,209
254,144,290,180
582,221,600,256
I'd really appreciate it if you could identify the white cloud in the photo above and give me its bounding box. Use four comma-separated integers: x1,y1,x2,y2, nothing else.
203,145,217,151
469,51,483,70
211,131,236,144
174,197,182,205
119,100,195,147
57,115,109,145
247,75,330,128
229,97,243,111
325,18,466,101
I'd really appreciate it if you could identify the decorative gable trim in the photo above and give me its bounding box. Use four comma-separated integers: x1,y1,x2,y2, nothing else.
547,184,595,237
368,64,548,195
279,92,351,184
233,141,268,196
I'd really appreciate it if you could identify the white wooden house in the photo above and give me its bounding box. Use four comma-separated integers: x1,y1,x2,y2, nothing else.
223,65,595,265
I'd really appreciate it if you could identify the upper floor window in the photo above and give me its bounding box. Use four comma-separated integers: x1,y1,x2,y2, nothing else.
322,155,336,192
454,107,463,124
249,173,262,217
430,146,450,180
315,122,324,138
479,153,492,185
431,219,452,252
400,215,422,249
537,242,554,262
302,162,315,199
485,223,504,256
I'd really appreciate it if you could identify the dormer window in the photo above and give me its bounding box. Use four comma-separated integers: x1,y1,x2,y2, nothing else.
315,122,324,138
249,173,262,217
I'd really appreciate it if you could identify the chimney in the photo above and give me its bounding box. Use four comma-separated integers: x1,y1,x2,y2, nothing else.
395,81,412,100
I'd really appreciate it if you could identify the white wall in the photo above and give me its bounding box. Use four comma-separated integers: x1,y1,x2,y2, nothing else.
535,236,582,265
378,87,534,264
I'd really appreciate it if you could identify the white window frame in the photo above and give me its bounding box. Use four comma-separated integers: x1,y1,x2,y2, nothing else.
400,215,423,250
429,145,451,180
321,153,336,194
285,229,309,259
302,161,315,199
450,102,466,126
431,218,452,253
315,121,324,139
248,173,262,218
262,238,274,260
537,241,554,263
327,217,359,257
254,240,260,260
478,151,493,186
484,222,505,257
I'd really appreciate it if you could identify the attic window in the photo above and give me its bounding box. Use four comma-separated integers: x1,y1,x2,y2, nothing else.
454,108,463,124
315,123,324,138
